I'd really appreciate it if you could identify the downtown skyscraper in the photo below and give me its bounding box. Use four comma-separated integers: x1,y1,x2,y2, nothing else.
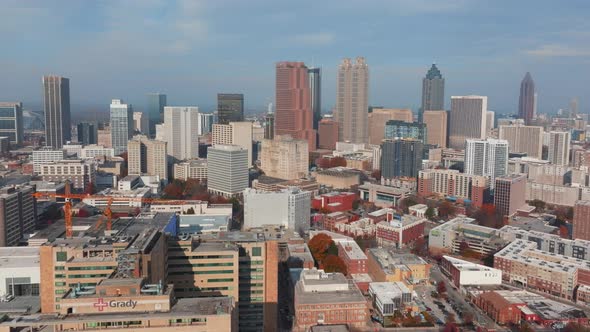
146,93,166,137
518,72,535,125
43,76,71,148
274,61,316,151
448,95,488,149
163,106,200,161
420,64,445,122
308,67,321,131
335,57,369,144
217,93,244,125
110,99,133,155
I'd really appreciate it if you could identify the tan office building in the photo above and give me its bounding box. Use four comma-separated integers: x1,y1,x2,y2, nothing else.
423,110,447,148
368,108,413,145
128,135,168,180
499,124,543,159
212,122,253,166
260,135,309,180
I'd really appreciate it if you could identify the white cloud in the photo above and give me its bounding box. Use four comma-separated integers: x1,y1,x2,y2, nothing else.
292,32,335,46
525,44,590,57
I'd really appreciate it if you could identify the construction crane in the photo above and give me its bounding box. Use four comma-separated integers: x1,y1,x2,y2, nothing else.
33,182,190,238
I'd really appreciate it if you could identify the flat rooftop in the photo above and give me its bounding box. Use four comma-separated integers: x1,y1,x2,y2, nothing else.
0,247,39,269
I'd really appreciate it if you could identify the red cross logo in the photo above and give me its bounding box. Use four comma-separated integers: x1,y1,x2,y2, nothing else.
94,298,109,311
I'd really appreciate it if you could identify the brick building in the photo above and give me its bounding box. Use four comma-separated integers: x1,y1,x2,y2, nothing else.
312,192,357,212
337,240,368,274
375,213,426,248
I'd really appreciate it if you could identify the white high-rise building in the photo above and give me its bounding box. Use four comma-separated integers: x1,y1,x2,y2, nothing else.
132,111,149,135
110,99,133,155
163,106,199,160
32,147,66,174
212,122,253,166
486,111,495,135
465,138,508,188
449,96,487,149
548,131,570,166
498,124,543,159
207,145,248,197
335,57,369,144
243,187,311,234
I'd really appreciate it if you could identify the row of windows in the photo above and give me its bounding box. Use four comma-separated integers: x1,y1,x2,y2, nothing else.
168,262,234,268
169,270,234,276
68,266,116,271
69,274,111,279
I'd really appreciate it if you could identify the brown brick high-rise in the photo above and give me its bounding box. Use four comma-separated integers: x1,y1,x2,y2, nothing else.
573,200,590,241
275,62,316,151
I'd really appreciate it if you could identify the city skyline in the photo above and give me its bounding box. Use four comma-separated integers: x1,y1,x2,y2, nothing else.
1,1,589,115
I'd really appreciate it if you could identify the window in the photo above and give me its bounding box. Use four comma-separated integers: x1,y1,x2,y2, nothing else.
252,247,262,257
56,252,67,262
55,266,65,271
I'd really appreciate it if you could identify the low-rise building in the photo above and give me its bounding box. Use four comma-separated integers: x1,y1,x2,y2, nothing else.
293,269,367,330
358,182,411,208
375,213,426,248
173,159,207,181
39,159,97,191
311,191,357,212
369,282,412,321
0,247,40,298
429,217,508,256
366,249,430,286
418,169,489,208
243,188,311,234
314,167,361,189
441,255,502,287
337,240,368,274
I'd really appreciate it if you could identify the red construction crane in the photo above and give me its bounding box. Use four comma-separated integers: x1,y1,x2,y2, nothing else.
33,182,189,238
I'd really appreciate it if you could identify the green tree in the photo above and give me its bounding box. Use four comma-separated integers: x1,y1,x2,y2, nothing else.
425,207,435,220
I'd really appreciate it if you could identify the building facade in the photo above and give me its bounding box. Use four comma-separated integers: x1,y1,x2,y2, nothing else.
127,135,168,180
368,108,413,145
76,122,98,145
423,110,447,148
573,200,590,241
110,99,133,155
494,174,527,217
275,62,316,151
0,102,23,145
207,145,248,197
548,131,570,166
499,124,543,159
163,106,199,161
243,188,311,233
335,57,369,144
421,64,444,122
173,159,207,181
146,93,166,136
318,118,338,150
260,135,308,180
465,138,509,188
518,72,535,125
384,120,426,143
43,75,71,148
381,139,423,180
308,67,322,131
449,95,487,149
0,185,36,247
217,93,244,125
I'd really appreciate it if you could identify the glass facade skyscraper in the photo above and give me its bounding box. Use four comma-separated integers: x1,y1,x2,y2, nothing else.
384,120,427,143
308,67,321,131
146,93,166,137
43,76,71,148
0,102,23,145
518,72,535,125
420,64,445,123
217,94,244,125
110,99,133,155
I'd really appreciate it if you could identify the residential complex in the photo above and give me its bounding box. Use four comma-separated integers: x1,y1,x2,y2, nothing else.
127,135,168,180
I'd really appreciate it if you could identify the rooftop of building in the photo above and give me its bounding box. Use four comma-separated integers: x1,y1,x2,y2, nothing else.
443,255,501,273
495,239,590,272
507,215,558,234
480,290,586,320
495,173,527,182
367,248,428,274
338,240,367,260
369,208,392,217
575,200,590,207
287,243,314,263
295,269,365,305
369,282,411,301
316,167,360,178
378,214,426,229
309,230,354,242
351,273,373,283
310,325,350,332
0,247,39,269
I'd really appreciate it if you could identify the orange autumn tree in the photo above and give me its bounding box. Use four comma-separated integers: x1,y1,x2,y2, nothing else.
308,233,334,264
322,254,347,275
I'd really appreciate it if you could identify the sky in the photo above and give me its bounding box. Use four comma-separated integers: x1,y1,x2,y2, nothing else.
1,0,589,116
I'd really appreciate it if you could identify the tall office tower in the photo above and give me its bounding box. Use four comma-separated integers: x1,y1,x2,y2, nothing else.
217,93,244,125
573,200,590,240
518,72,535,125
494,174,527,217
0,102,23,145
127,135,168,180
548,131,571,166
132,111,149,134
318,118,339,150
449,96,488,149
384,120,427,143
109,99,133,155
212,122,253,166
368,108,413,145
486,111,495,134
533,93,538,119
163,106,199,161
421,63,445,122
244,188,312,233
207,145,249,197
275,62,317,150
76,122,97,145
260,135,309,180
570,97,579,116
43,75,71,148
380,139,423,180
335,57,369,144
423,110,448,148
308,67,322,131
197,112,214,135
146,93,166,136
464,138,509,188
498,124,543,159
264,112,275,140
0,185,36,247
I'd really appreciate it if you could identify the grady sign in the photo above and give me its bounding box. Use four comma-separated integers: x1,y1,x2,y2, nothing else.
94,298,138,311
